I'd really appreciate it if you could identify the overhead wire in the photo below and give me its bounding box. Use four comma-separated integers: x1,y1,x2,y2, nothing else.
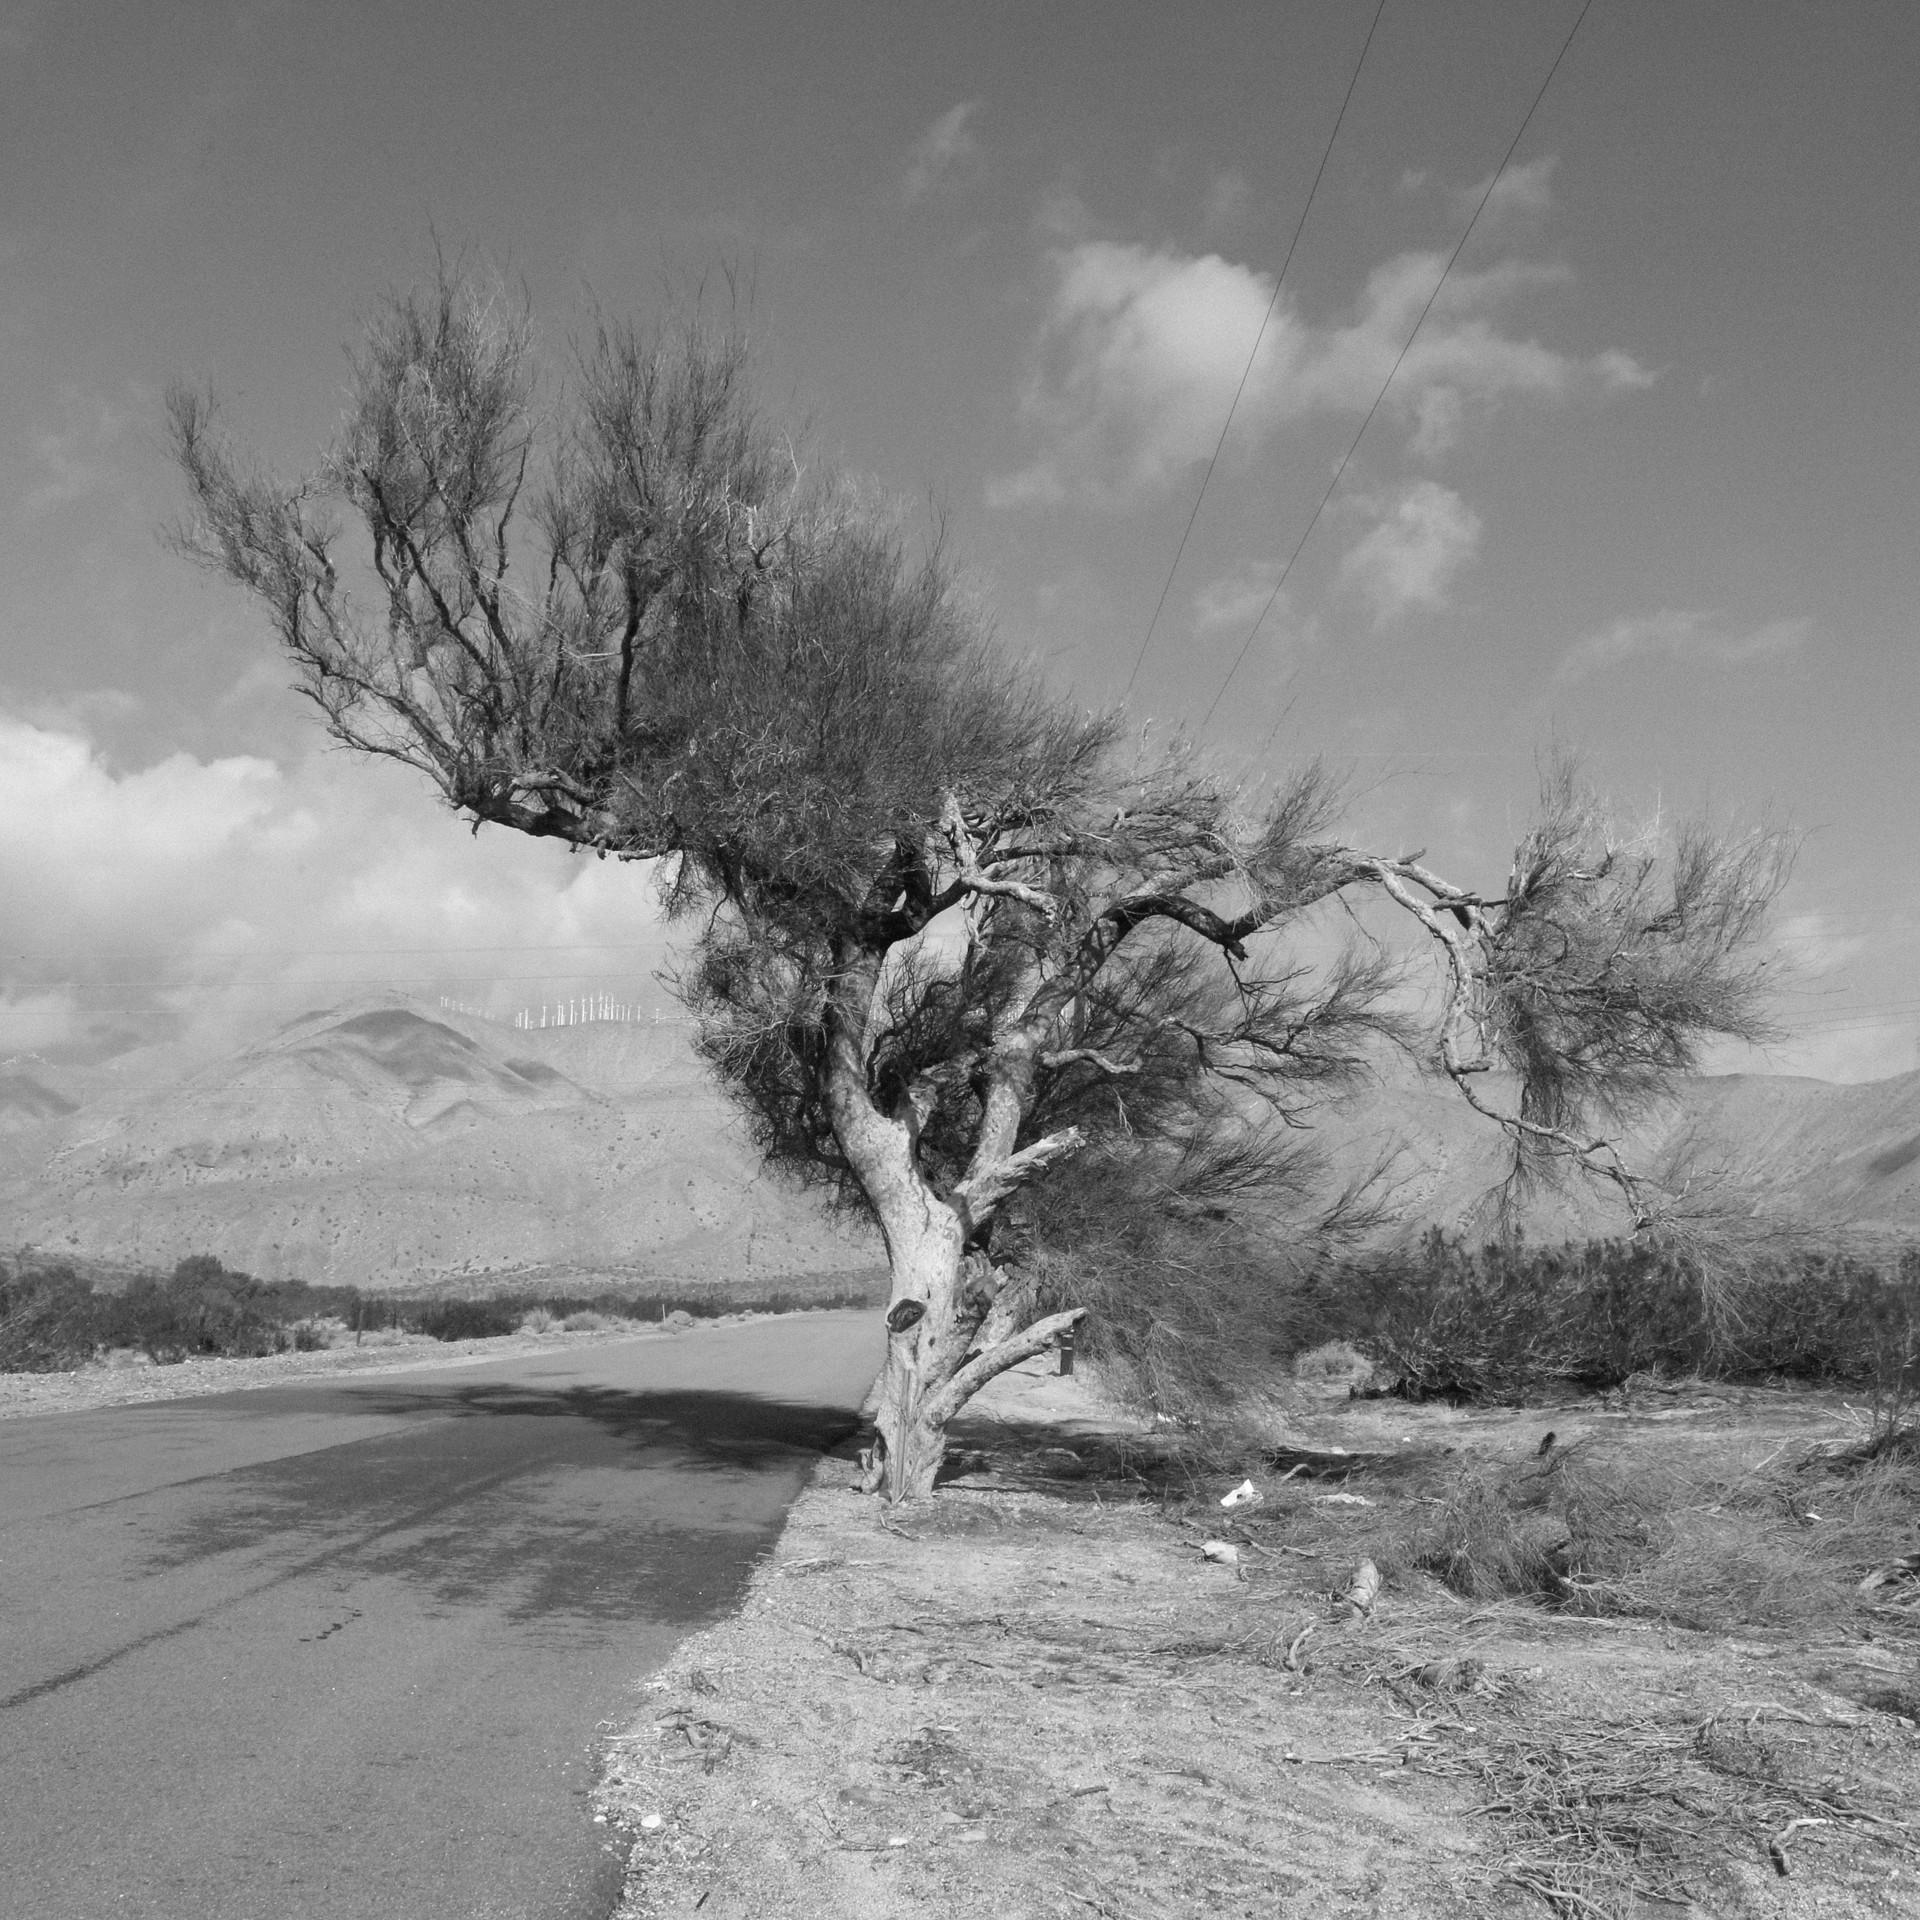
1198,0,1598,744
1121,0,1388,703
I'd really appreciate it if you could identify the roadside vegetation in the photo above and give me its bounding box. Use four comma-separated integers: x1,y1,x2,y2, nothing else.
0,1252,881,1372
1286,1229,1920,1405
602,1340,1920,1920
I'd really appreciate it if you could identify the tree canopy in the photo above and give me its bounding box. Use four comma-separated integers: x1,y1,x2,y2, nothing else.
172,268,1790,1498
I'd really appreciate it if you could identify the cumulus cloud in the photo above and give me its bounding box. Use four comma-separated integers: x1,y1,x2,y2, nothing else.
1191,561,1288,637
988,242,1281,503
1450,154,1557,228
902,101,983,204
1338,482,1482,624
989,192,1650,506
0,712,674,1061
1555,610,1812,684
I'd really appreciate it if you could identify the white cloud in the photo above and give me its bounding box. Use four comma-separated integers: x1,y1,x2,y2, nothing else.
1451,154,1558,228
993,242,1281,502
1191,561,1287,637
1555,610,1812,683
902,101,983,205
1770,910,1869,977
1337,482,1482,624
990,203,1651,506
0,711,674,1060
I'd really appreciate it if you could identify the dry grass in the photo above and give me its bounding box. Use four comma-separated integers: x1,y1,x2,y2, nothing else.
1417,1705,1917,1918
595,1362,1920,1920
1383,1432,1918,1636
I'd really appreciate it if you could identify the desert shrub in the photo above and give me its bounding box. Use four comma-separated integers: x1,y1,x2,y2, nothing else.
1407,1462,1574,1602
1316,1231,1920,1401
1399,1439,1852,1630
156,1257,285,1357
1290,1339,1372,1382
520,1307,559,1335
561,1310,614,1331
0,1263,101,1371
1617,1513,1831,1630
290,1321,330,1352
1026,1137,1372,1431
406,1297,521,1341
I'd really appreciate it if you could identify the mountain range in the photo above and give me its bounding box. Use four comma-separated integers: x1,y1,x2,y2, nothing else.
1316,1056,1920,1251
2,996,1915,1293
0,1000,875,1293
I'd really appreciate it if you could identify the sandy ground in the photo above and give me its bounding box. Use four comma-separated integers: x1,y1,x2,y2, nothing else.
596,1361,1920,1920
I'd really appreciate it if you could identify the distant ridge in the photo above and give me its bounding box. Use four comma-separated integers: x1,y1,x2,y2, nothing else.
0,996,873,1292
1299,1058,1920,1250
1,996,1914,1291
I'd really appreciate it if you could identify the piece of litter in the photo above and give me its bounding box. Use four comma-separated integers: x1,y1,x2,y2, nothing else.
1200,1539,1240,1565
887,1836,911,1848
1220,1479,1261,1509
639,1813,664,1831
1314,1491,1373,1507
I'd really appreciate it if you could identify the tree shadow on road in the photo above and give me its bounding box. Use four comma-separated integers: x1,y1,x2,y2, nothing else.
138,1383,866,1626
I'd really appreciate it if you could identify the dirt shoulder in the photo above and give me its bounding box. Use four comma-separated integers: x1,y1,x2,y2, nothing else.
598,1364,1920,1919
0,1317,727,1421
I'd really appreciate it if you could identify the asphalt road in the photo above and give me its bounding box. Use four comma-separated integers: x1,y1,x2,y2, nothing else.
0,1312,883,1920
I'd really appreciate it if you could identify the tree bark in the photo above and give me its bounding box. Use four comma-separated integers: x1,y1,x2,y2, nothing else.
821,944,1085,1502
856,1201,969,1502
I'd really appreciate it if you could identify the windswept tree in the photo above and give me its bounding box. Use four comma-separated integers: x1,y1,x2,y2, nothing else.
171,269,1790,1499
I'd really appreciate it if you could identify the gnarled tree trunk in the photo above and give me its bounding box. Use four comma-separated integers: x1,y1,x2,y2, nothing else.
823,951,1087,1502
856,1226,1086,1503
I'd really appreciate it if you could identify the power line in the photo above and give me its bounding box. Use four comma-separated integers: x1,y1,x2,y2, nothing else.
1121,0,1388,702
1202,0,1598,745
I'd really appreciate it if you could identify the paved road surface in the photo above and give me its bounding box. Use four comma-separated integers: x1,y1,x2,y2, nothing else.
0,1313,882,1920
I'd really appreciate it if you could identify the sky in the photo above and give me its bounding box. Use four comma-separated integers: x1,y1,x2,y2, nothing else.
1,0,1915,1079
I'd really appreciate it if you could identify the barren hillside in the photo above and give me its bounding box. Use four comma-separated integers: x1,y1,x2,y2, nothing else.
0,999,873,1291
4,999,1913,1294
